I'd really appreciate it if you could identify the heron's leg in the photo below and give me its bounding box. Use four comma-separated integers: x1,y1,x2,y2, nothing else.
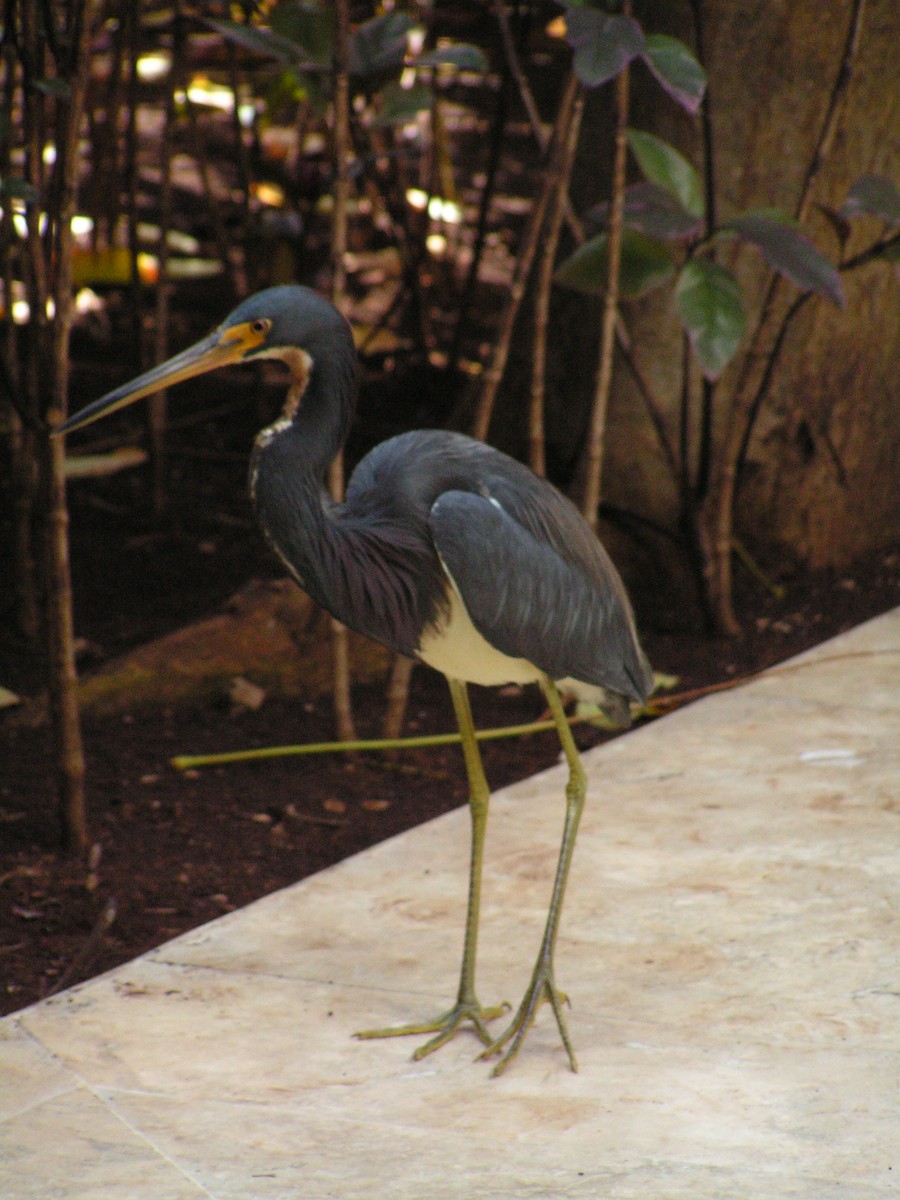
355,677,507,1055
481,675,585,1076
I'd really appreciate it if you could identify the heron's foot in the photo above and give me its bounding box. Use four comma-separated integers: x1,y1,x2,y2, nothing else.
479,962,577,1077
355,997,510,1060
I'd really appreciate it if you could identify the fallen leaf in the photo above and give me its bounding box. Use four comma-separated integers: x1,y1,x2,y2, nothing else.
230,676,267,711
362,799,390,812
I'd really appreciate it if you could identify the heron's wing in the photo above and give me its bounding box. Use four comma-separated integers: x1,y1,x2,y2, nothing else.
429,488,652,702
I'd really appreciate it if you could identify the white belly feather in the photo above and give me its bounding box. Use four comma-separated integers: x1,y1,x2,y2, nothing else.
416,571,541,687
416,564,620,710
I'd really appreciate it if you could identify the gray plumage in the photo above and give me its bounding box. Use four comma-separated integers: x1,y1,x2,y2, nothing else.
239,287,652,710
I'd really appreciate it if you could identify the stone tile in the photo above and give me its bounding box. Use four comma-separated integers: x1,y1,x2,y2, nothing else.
0,1020,77,1122
18,960,424,1101
94,1052,895,1200
0,1088,208,1200
746,608,900,712
145,812,478,994
2,609,898,1199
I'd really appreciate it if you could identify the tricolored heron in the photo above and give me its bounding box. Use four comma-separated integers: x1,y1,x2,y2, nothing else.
59,285,653,1075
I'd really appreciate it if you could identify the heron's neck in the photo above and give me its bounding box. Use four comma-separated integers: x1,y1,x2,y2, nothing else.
267,344,356,475
249,344,358,610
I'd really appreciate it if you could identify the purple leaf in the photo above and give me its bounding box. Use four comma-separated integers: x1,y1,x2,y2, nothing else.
205,18,315,66
641,34,706,114
841,175,900,224
349,11,414,77
590,182,703,241
728,212,844,307
564,9,645,88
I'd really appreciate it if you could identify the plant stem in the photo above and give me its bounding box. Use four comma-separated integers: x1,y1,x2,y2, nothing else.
328,0,356,743
529,87,585,476
172,709,606,771
150,2,183,520
448,53,509,374
580,54,630,531
44,0,99,851
471,71,579,444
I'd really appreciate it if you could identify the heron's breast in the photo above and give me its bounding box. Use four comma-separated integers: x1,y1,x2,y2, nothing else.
415,570,541,687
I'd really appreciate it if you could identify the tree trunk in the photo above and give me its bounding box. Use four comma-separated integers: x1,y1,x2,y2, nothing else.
328,0,357,743
43,0,100,850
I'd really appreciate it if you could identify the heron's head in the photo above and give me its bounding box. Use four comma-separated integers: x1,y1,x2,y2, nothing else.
57,286,354,436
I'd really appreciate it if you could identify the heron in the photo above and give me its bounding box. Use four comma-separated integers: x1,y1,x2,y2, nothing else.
58,285,653,1075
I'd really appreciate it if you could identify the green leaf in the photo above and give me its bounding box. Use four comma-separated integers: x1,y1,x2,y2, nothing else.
564,9,645,88
641,34,706,114
375,81,432,126
418,44,487,72
0,175,40,203
626,128,703,218
590,181,703,241
349,11,415,77
841,174,900,225
675,259,745,380
205,17,315,65
270,1,333,67
555,229,675,299
728,211,844,307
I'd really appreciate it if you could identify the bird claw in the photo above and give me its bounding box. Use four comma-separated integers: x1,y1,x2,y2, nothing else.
478,965,577,1077
355,998,509,1059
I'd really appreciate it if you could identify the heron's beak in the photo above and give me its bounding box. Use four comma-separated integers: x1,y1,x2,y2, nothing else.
55,321,264,436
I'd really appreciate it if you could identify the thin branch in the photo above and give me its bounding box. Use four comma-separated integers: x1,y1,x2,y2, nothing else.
796,0,867,223
615,318,680,476
580,54,630,531
448,69,509,373
328,0,356,744
149,2,182,519
494,0,676,476
492,0,584,244
529,87,585,475
0,36,39,638
185,99,240,295
735,228,899,473
493,0,544,148
471,71,580,443
689,0,717,502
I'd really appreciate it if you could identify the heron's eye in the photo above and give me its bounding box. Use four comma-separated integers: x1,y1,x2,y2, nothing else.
251,318,271,336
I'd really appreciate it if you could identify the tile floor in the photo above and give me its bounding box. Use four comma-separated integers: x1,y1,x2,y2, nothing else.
2,609,898,1199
